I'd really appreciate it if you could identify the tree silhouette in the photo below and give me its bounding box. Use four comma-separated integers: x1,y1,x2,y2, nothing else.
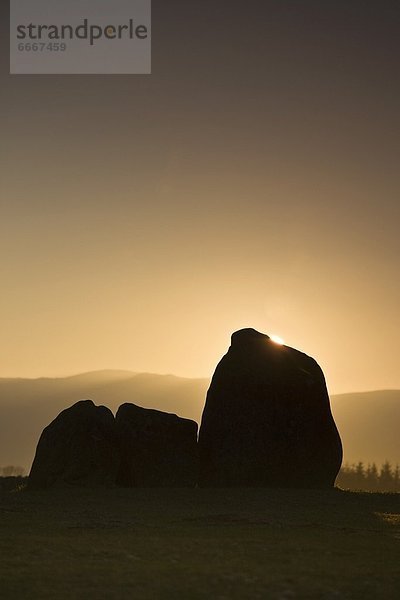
337,462,400,492
1,465,25,477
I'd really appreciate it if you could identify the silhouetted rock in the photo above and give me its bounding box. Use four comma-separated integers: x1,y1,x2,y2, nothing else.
29,400,119,488
198,328,342,488
116,403,198,487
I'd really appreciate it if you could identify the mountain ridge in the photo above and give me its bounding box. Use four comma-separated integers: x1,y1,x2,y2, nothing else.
0,371,399,471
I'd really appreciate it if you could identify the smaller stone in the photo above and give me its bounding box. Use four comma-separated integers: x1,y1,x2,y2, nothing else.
29,400,119,488
116,403,198,487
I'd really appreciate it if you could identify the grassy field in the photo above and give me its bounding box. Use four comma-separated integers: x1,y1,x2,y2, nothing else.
0,483,399,599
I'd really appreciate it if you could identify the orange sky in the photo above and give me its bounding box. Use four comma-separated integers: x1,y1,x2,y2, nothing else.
1,1,399,393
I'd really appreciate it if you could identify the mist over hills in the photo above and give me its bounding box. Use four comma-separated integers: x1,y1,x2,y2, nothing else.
0,370,208,470
331,390,400,467
0,371,399,471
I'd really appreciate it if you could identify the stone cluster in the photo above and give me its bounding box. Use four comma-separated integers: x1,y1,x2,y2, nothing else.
29,329,342,489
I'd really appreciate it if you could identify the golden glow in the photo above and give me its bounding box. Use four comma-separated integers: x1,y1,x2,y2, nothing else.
270,335,285,345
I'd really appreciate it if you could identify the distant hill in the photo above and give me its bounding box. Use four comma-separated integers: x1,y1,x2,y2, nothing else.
0,370,208,471
0,371,399,471
331,390,400,467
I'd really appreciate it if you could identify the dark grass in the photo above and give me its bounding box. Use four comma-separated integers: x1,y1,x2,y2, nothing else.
0,482,399,599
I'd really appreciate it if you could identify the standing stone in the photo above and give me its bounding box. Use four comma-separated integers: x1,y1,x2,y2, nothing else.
198,328,342,488
29,400,119,488
116,403,198,487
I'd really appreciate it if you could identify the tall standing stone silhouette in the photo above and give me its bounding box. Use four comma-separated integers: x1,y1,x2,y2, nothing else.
198,328,342,487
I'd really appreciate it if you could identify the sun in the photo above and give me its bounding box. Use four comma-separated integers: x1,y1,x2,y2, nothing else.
270,334,285,345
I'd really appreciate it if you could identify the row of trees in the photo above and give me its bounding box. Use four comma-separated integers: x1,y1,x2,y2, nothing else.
0,466,26,477
336,461,400,492
1,463,399,492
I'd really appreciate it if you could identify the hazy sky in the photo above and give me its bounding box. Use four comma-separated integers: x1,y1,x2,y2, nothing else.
1,1,399,393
